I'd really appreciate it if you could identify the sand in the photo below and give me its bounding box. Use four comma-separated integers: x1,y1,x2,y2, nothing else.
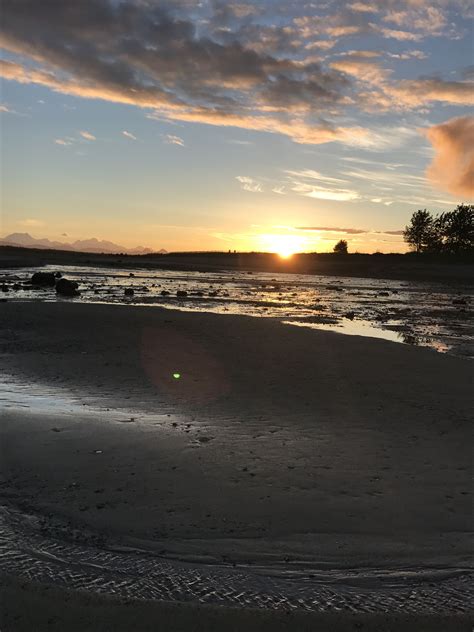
0,301,472,627
1,574,471,632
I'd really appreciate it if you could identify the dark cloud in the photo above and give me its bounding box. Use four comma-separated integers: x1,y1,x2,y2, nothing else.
297,226,404,235
0,0,472,145
0,0,350,135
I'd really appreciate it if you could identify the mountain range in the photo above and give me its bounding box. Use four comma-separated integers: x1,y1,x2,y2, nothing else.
0,233,165,255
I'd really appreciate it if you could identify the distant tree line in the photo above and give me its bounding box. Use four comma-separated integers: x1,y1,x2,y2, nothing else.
404,204,473,254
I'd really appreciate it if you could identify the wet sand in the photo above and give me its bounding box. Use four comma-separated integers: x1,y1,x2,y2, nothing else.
0,301,472,627
1,574,471,632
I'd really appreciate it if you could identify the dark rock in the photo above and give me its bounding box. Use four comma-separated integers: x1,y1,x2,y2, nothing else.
1,285,9,292
31,272,56,286
124,288,134,296
160,290,170,296
344,311,355,320
129,272,135,277
12,283,21,290
142,286,150,292
378,291,390,296
177,290,188,298
55,272,62,278
453,298,468,306
208,291,218,297
56,278,80,297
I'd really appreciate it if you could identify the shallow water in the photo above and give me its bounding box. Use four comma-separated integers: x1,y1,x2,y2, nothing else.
1,264,472,357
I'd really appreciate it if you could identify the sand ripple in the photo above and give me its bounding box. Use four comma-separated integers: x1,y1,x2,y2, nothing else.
0,505,471,614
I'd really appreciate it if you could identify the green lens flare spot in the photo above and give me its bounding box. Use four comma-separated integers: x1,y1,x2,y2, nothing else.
173,373,181,379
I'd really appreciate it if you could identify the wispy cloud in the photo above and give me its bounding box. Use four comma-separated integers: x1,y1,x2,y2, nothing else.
236,176,263,193
284,168,359,201
284,169,349,185
296,226,404,236
18,218,45,227
122,130,137,140
164,134,184,147
79,130,96,141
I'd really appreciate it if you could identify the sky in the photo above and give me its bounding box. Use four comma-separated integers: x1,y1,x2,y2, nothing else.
1,0,473,254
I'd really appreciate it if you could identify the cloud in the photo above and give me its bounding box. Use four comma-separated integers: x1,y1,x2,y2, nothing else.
296,226,404,236
54,138,72,146
0,0,471,149
284,169,349,185
236,176,263,193
425,116,474,197
122,130,137,140
284,168,359,201
18,218,45,227
388,78,474,108
297,226,366,234
304,189,360,201
164,134,184,146
79,130,96,141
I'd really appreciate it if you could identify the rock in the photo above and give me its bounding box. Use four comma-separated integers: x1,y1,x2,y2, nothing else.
344,311,355,320
124,288,134,296
177,290,188,298
1,285,9,292
129,272,135,277
141,286,150,292
208,290,218,297
160,290,170,296
55,278,80,297
378,291,390,297
453,298,468,306
31,272,56,286
12,283,21,290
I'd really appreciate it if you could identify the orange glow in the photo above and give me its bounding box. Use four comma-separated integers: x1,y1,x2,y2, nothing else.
259,233,308,258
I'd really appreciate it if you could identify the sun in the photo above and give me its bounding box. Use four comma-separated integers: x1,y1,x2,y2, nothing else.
259,234,306,258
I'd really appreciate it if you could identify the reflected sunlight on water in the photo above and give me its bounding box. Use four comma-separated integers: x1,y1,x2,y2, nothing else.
1,263,472,358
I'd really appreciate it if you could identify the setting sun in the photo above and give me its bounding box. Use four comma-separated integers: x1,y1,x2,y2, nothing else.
259,234,308,258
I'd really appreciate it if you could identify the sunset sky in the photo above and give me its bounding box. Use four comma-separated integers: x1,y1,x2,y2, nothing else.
1,0,473,253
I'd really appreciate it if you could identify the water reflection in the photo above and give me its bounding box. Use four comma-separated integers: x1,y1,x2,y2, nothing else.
1,264,472,358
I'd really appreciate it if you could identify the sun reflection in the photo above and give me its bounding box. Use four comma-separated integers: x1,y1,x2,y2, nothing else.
259,234,307,258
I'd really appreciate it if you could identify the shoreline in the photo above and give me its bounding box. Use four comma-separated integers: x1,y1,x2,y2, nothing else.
0,301,472,624
2,244,474,283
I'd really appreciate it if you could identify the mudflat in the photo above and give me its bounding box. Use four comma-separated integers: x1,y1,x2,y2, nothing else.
0,301,472,626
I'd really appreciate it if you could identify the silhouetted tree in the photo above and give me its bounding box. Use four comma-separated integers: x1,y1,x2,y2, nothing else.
403,209,433,253
438,204,473,254
404,205,473,254
333,239,348,254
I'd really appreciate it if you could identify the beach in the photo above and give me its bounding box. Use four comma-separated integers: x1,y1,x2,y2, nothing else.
0,301,472,628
